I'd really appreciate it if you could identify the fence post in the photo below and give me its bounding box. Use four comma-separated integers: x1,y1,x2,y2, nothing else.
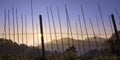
111,14,120,56
39,15,46,60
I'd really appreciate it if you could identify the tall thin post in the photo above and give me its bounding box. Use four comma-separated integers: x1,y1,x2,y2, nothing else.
7,10,10,56
81,5,92,51
111,14,120,56
21,14,24,44
4,10,7,39
78,15,85,55
24,14,28,58
98,3,107,39
57,6,64,52
2,10,5,38
39,15,46,60
12,6,15,42
64,5,70,47
65,5,75,59
1,10,6,57
50,6,59,52
65,5,74,46
31,0,35,46
15,8,19,44
67,13,70,47
12,6,16,56
1,10,6,56
25,14,28,45
47,8,54,54
8,10,11,40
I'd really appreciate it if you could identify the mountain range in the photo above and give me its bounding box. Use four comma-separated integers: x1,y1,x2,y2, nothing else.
0,38,41,57
0,31,120,56
44,36,106,55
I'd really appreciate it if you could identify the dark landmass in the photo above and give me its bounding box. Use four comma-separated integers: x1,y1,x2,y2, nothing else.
0,31,120,59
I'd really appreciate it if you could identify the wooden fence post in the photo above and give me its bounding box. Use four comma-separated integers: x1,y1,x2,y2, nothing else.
39,15,46,60
111,14,120,56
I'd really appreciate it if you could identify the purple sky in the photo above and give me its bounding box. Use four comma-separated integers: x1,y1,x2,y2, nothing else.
0,0,120,45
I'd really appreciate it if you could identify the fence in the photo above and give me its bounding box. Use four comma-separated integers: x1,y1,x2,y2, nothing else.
0,1,120,60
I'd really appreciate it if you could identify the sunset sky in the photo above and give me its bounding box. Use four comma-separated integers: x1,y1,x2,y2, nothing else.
0,0,120,46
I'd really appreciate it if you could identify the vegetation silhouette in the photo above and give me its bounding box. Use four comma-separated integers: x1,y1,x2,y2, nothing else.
0,38,41,60
0,31,120,60
104,31,120,55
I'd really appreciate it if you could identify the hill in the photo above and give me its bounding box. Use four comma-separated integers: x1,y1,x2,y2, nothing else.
0,38,41,57
44,37,106,55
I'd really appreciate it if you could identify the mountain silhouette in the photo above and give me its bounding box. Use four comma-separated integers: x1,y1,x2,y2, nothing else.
0,38,41,57
1,32,118,57
44,37,106,55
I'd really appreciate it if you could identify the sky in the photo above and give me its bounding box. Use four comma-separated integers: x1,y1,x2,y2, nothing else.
0,0,120,46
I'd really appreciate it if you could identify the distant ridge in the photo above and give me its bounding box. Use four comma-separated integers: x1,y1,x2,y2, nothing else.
0,38,41,56
44,37,106,55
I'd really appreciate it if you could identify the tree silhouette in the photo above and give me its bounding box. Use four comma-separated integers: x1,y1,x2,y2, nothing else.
104,31,120,55
64,45,78,60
